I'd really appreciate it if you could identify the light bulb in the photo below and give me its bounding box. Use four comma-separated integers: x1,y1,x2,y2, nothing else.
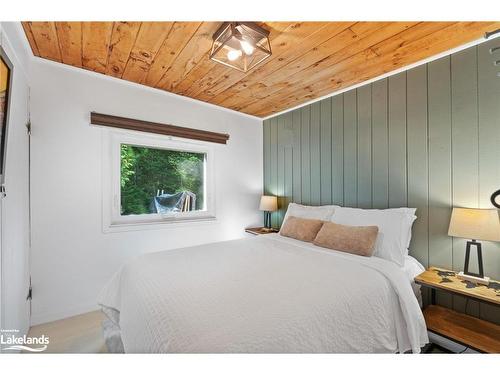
227,49,242,61
240,40,254,55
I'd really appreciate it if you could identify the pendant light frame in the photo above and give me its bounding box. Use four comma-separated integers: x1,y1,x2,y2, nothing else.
209,22,272,72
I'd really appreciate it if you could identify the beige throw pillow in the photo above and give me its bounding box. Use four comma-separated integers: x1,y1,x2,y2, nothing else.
279,216,325,242
313,222,378,257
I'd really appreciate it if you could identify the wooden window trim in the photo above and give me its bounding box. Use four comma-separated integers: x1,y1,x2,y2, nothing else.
90,112,229,144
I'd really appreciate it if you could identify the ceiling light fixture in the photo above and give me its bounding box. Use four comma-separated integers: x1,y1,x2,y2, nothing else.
209,22,272,72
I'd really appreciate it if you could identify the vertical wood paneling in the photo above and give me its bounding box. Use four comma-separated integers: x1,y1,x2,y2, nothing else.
477,40,500,324
292,109,302,204
269,117,278,228
263,120,271,196
371,79,389,209
331,96,344,205
343,90,358,207
407,65,429,269
283,113,294,220
388,72,407,207
262,118,271,247
310,102,321,205
357,85,372,208
320,99,332,205
451,48,480,317
428,56,453,309
277,115,286,224
284,146,293,220
263,41,500,323
300,107,311,205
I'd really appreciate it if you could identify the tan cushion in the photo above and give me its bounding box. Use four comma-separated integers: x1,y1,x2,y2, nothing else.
313,222,379,256
280,216,325,242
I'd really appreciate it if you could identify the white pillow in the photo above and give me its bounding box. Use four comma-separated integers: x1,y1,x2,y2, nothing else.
382,207,417,253
280,203,336,234
329,206,417,266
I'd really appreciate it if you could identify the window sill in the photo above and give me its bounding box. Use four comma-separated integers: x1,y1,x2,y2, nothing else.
103,215,217,233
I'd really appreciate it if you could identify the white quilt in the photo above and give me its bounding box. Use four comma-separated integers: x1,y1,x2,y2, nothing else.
98,234,428,353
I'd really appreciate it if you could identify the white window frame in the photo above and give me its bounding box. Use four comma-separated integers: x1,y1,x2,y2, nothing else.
102,129,216,232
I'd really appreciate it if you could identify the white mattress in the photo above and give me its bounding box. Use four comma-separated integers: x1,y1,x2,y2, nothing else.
98,234,428,353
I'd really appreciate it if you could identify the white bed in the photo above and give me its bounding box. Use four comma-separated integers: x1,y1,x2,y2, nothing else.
98,233,428,353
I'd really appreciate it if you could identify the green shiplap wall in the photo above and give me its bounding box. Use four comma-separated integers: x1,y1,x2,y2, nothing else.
263,39,500,324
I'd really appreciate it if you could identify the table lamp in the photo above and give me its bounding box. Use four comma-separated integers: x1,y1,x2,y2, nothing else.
448,207,500,285
259,195,278,230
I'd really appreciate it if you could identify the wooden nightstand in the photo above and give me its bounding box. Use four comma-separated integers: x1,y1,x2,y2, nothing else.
415,267,500,353
245,227,279,235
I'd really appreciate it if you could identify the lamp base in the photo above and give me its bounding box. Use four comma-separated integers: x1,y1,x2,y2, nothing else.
264,211,272,229
463,240,485,279
260,227,274,233
456,271,490,286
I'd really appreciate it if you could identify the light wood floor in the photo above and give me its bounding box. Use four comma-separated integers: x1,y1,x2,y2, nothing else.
24,310,453,354
25,310,107,353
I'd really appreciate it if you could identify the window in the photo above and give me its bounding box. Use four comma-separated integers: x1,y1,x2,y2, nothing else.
104,131,215,230
120,144,206,215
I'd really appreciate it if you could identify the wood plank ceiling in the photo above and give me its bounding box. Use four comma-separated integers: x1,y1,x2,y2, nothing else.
22,21,500,118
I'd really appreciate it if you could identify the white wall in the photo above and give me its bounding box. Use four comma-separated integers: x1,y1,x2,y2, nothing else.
29,58,263,324
0,23,31,337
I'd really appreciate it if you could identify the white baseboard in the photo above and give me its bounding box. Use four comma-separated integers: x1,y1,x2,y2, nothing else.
31,302,99,326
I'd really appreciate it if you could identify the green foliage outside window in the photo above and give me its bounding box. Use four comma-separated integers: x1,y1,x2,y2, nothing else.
120,144,205,215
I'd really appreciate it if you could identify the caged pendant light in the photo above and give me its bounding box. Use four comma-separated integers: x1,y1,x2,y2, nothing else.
209,22,272,72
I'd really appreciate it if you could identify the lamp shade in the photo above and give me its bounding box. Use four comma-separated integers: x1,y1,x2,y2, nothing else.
259,195,277,212
448,208,500,242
